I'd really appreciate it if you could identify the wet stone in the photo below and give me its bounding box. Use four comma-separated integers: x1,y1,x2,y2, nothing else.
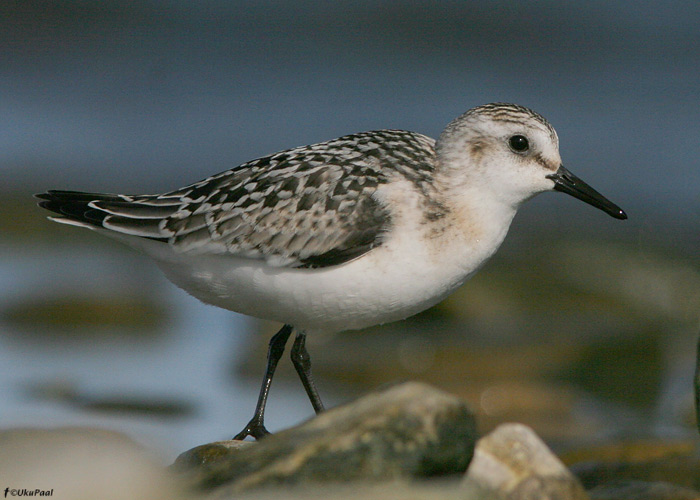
463,423,589,500
173,382,477,493
175,440,254,469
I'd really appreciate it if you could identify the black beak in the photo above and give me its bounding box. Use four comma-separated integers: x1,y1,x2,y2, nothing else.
546,165,627,220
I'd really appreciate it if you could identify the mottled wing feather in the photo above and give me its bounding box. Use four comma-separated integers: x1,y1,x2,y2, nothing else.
298,196,387,268
162,130,435,267
36,130,437,269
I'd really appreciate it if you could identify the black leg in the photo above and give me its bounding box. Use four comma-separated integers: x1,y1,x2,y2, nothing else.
290,331,325,414
233,324,293,440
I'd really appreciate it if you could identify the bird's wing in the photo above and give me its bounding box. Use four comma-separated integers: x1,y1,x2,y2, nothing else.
37,130,436,268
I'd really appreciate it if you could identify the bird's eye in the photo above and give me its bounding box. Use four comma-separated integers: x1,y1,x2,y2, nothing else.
508,135,529,153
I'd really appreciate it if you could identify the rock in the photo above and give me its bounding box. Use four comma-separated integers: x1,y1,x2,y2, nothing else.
175,440,254,468
588,480,700,500
463,423,589,500
0,426,183,500
174,382,476,493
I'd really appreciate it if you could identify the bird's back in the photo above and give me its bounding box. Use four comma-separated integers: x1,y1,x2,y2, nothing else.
37,130,438,269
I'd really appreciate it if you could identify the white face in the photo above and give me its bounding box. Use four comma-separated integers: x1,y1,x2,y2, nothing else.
437,108,562,207
474,116,562,203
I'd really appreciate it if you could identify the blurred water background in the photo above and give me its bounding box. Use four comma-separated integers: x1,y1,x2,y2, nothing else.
1,0,699,459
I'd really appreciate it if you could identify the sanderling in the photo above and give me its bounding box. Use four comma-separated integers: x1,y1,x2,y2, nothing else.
36,102,626,440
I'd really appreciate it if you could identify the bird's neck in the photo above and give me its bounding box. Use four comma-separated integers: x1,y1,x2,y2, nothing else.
435,183,519,274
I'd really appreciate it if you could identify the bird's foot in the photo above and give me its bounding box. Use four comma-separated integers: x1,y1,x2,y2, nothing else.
233,417,270,441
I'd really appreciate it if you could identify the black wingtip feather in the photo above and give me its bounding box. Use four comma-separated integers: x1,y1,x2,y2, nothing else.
35,190,112,227
35,190,172,243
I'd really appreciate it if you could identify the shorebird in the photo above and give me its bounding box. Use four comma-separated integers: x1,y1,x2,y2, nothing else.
36,103,626,440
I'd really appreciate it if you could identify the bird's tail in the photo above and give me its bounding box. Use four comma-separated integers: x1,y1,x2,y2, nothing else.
35,190,179,240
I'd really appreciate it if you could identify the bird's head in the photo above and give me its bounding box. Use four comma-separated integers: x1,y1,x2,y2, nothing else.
436,102,626,220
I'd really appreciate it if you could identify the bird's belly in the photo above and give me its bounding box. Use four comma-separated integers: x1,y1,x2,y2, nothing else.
155,242,474,334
